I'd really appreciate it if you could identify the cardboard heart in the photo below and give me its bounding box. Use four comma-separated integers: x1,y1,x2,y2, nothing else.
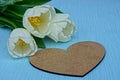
29,41,105,76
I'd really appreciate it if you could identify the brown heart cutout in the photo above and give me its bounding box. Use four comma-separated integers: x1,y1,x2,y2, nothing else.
29,41,105,77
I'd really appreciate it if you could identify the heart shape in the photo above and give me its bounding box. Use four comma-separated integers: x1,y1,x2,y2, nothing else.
29,41,105,76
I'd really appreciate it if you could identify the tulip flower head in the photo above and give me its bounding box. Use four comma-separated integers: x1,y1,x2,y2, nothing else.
8,28,37,58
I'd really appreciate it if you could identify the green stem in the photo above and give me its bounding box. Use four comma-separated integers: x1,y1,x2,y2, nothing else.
6,9,23,18
0,17,17,29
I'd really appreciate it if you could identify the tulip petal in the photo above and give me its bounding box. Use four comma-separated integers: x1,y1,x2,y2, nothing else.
52,14,70,22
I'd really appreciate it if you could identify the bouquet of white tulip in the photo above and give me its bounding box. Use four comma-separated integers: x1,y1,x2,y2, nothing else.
0,0,76,58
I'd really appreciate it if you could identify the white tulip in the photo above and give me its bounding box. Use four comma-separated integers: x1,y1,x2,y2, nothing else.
23,5,56,38
8,28,37,58
48,14,76,42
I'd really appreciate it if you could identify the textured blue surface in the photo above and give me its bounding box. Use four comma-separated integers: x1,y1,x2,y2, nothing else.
0,0,120,80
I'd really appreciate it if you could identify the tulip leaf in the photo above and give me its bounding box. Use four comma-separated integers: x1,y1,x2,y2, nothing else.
0,0,23,7
7,5,27,17
33,36,46,48
0,17,17,29
55,8,63,13
0,21,14,30
15,0,51,7
0,6,7,12
2,10,22,20
6,9,23,18
0,22,6,27
0,12,23,28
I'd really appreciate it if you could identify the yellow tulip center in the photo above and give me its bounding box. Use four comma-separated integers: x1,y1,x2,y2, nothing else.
28,16,41,28
17,39,26,46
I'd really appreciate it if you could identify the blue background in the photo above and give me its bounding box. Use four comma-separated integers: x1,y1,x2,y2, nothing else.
0,0,120,80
